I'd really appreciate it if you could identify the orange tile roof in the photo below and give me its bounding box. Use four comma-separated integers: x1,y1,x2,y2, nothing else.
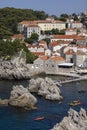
40,55,49,60
39,40,47,44
11,34,24,39
19,19,64,25
51,56,64,61
50,41,70,47
19,21,37,25
53,35,85,40
65,49,75,55
50,41,61,47
33,52,45,56
27,24,40,28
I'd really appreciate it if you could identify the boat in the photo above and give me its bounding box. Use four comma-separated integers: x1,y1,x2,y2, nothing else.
34,116,44,121
69,100,82,106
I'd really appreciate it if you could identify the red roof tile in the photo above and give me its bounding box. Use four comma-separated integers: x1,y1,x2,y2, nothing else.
51,56,64,61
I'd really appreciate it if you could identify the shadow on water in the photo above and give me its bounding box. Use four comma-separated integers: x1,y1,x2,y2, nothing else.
0,79,29,99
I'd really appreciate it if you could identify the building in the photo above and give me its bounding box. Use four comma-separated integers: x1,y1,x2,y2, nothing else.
65,28,77,35
24,24,41,38
67,21,83,29
38,20,66,31
27,44,44,53
51,35,85,42
71,21,83,29
33,55,49,71
18,18,66,35
44,56,65,74
73,51,87,66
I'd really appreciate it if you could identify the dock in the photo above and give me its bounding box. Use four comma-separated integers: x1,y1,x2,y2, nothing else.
57,75,87,85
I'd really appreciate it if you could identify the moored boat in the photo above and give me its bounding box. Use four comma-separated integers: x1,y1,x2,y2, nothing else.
34,116,44,121
69,100,82,106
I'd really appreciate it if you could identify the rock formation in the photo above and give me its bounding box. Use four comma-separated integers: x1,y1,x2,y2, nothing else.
28,77,63,101
51,108,87,130
0,50,32,80
9,85,37,109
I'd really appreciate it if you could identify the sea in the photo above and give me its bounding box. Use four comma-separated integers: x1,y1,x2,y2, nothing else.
0,75,87,130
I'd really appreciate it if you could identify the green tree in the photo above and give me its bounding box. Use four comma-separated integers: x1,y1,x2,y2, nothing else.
51,29,59,34
60,13,69,18
25,33,39,44
0,40,37,63
72,13,78,21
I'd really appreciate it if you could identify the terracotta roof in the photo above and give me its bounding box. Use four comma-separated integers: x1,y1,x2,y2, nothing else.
11,34,24,39
40,55,49,60
19,19,64,25
33,52,45,56
65,49,75,55
51,56,64,61
27,24,40,28
53,35,85,40
19,21,37,25
50,41,61,47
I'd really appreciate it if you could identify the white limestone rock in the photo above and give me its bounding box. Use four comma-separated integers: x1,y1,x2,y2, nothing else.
0,50,32,80
51,108,87,130
9,85,37,109
28,77,63,101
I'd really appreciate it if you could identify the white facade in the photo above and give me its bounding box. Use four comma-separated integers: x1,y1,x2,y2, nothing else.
38,22,66,31
65,29,77,35
24,25,41,38
71,22,83,29
28,45,44,53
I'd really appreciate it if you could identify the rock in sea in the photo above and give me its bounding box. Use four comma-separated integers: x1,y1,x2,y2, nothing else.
9,85,37,109
28,77,63,101
51,108,87,130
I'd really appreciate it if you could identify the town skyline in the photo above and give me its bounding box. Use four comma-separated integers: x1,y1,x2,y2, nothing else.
0,0,87,16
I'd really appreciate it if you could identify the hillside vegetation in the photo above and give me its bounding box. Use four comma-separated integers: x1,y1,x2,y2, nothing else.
0,40,37,63
0,7,48,39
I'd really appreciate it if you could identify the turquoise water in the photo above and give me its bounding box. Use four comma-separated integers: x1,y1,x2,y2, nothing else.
0,79,87,130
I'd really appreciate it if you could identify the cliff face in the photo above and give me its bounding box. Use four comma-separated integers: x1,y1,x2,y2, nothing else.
0,50,31,80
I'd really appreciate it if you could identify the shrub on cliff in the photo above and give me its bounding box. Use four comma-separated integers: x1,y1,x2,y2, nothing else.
0,40,37,63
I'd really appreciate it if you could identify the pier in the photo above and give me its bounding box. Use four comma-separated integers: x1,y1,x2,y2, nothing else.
57,75,87,85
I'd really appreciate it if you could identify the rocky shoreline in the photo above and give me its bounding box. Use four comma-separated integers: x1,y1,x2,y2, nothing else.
0,50,34,80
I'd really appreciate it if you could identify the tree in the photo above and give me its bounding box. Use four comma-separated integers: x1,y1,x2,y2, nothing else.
0,40,37,63
60,13,69,18
25,33,39,44
72,13,78,21
30,33,39,41
51,29,59,34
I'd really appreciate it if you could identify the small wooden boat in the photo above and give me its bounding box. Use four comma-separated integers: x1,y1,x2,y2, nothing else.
34,116,44,121
69,100,82,106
